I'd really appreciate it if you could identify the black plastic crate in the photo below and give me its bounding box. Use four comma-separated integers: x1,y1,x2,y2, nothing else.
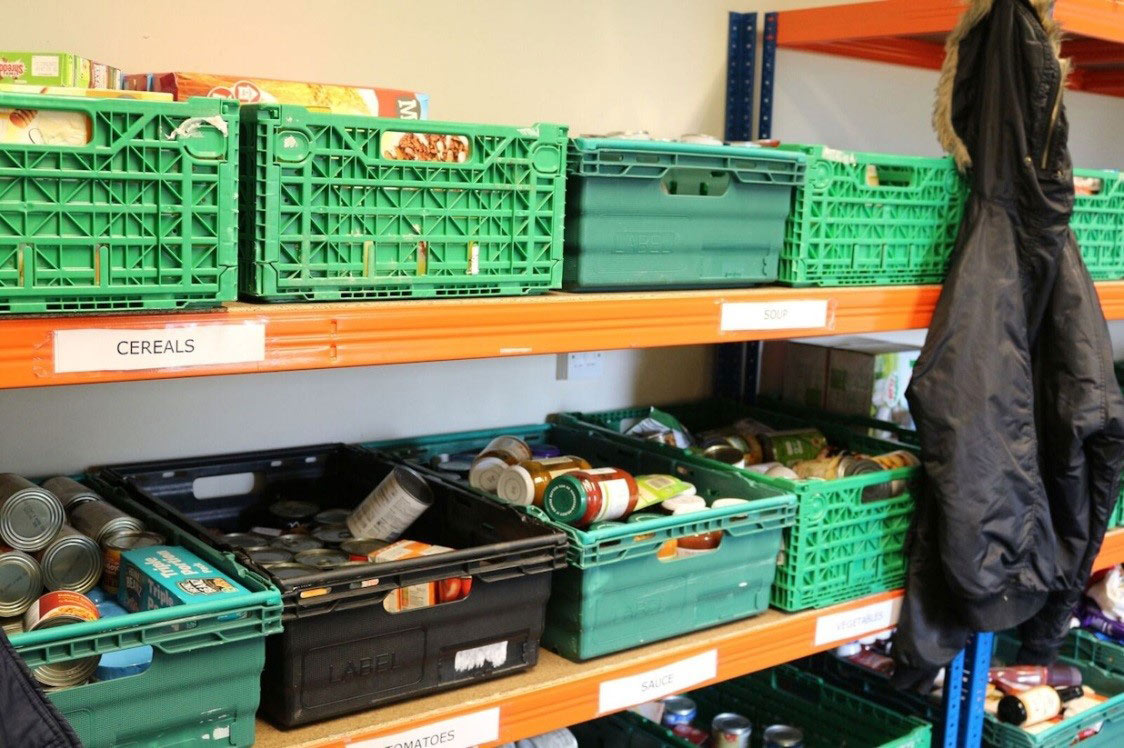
99,444,566,727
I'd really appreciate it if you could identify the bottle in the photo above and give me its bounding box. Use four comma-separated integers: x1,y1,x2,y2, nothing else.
542,468,639,527
997,685,1084,726
469,436,533,491
495,456,591,506
990,664,1082,694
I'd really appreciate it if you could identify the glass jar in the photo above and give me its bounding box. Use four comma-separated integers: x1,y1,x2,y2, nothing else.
542,468,639,527
469,436,533,491
495,456,592,506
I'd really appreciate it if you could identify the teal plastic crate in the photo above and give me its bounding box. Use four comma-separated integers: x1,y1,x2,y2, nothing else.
368,419,796,660
563,138,804,290
1074,169,1124,280
573,665,930,748
240,105,568,301
10,475,282,747
778,144,967,287
0,93,239,314
567,398,919,611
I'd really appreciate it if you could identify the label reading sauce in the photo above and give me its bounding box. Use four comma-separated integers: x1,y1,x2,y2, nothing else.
598,650,718,713
54,324,266,373
348,707,500,748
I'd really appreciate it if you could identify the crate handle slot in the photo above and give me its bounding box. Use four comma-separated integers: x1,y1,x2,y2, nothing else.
660,167,731,197
192,472,260,500
0,100,92,148
863,164,916,189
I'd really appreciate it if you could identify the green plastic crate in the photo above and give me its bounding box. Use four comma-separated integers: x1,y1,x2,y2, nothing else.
573,665,931,748
1074,169,1124,280
10,475,282,747
567,398,919,611
368,419,796,660
563,138,804,290
777,144,967,287
0,93,239,314
240,104,568,301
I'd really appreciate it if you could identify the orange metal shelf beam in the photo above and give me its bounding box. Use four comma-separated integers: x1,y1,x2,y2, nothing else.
1095,527,1124,571
254,591,903,748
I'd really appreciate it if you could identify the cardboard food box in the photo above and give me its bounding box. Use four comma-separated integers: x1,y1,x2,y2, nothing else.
118,545,249,615
0,83,171,101
0,52,91,87
0,87,173,145
124,71,430,118
373,540,470,611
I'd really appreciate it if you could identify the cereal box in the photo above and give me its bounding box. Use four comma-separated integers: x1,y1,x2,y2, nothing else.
118,545,249,614
123,71,429,118
0,52,91,87
0,83,171,101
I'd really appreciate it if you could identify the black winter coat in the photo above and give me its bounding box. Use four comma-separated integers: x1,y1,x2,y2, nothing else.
0,632,82,747
892,0,1124,688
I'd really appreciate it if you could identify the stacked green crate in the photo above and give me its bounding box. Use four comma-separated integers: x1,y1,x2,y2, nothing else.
0,93,239,313
1074,169,1124,280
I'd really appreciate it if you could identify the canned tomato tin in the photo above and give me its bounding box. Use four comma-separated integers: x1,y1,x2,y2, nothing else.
42,476,102,512
703,444,746,468
763,725,804,748
661,695,697,727
34,525,101,593
263,562,319,580
313,508,350,526
0,474,65,552
23,591,100,686
0,545,42,617
272,533,323,554
69,499,143,544
221,532,268,549
294,548,348,569
340,538,389,561
101,531,164,596
312,526,352,546
269,500,319,528
712,713,752,747
245,546,293,565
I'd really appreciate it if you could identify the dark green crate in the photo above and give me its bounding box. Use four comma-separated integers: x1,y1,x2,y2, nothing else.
0,93,239,314
563,138,804,290
368,420,796,660
573,665,930,748
10,476,282,747
777,144,967,287
240,105,567,301
567,398,919,611
1074,169,1124,281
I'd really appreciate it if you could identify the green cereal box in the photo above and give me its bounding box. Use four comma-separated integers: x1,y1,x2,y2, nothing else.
0,52,92,87
118,545,249,614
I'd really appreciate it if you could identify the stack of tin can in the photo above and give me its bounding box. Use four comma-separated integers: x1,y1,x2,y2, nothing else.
0,474,162,687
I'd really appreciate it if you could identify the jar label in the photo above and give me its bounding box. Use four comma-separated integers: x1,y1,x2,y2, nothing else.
597,479,633,521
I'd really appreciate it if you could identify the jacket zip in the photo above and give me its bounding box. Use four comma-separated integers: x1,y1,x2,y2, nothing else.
1040,77,1063,170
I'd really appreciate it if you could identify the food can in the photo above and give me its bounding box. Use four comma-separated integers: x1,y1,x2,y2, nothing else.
430,452,476,479
23,591,100,686
100,531,164,596
271,533,323,554
294,548,349,569
1,616,23,636
221,532,268,549
34,525,101,593
0,545,42,616
42,476,102,512
262,562,318,580
712,713,752,747
313,508,350,526
703,444,746,468
347,466,434,542
870,450,921,496
69,499,143,544
312,526,353,546
340,538,390,561
661,695,698,727
245,546,293,565
269,500,319,528
759,429,828,466
0,474,65,552
763,725,804,748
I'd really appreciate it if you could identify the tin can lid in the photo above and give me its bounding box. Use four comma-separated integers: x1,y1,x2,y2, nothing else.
542,474,589,525
103,531,164,551
272,534,323,552
1,490,64,551
312,526,352,545
40,535,101,593
246,547,292,564
0,550,40,614
712,713,752,733
294,549,349,568
763,725,804,746
263,562,319,580
313,508,350,526
661,695,697,715
221,532,268,549
340,539,389,556
269,500,319,520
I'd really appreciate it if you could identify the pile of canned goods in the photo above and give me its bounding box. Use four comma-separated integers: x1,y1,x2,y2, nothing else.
659,694,803,747
0,474,164,687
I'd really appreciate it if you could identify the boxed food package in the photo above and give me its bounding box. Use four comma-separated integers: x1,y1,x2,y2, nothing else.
0,52,91,87
760,341,830,409
124,72,430,118
0,87,174,145
118,545,250,614
0,83,171,100
373,540,471,611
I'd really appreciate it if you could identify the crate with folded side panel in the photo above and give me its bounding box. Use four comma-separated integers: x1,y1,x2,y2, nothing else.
564,398,920,611
369,418,796,661
98,444,566,727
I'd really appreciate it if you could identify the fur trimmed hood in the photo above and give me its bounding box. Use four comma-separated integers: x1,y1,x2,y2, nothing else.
934,0,1066,170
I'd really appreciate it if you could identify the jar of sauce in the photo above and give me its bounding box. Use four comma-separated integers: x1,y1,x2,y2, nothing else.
495,456,592,506
542,468,638,527
469,436,533,491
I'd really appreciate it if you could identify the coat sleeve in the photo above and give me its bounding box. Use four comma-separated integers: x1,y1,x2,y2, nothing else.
0,631,83,748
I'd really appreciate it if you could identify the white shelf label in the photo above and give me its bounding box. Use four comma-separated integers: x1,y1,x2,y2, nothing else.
814,597,902,646
349,707,500,748
54,323,266,373
720,299,830,332
598,650,717,714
